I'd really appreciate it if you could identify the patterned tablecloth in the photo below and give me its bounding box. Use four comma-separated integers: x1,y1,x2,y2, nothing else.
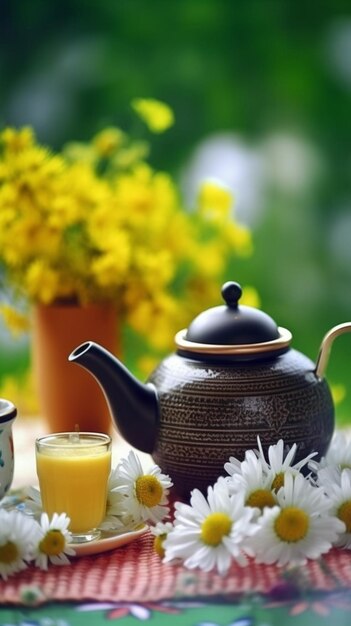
1,418,351,624
1,531,351,625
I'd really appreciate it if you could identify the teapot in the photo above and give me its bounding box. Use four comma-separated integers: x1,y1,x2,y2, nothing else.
0,398,17,500
69,281,351,497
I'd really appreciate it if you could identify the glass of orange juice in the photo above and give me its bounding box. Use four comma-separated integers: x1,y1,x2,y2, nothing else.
36,432,112,543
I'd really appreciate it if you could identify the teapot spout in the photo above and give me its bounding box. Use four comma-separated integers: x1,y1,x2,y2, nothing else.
68,341,159,453
315,322,351,378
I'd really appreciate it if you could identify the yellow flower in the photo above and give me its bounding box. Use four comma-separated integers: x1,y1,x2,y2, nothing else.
198,180,233,221
1,126,34,152
0,305,29,335
134,248,175,289
126,291,178,351
115,167,179,251
191,241,226,278
331,384,346,406
93,127,125,157
63,142,97,166
241,286,260,309
113,141,149,169
0,373,39,415
25,261,61,304
91,238,131,288
225,222,253,257
86,205,119,250
131,98,174,133
137,354,160,377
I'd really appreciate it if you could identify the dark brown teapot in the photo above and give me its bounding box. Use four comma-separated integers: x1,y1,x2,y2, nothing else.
69,281,351,497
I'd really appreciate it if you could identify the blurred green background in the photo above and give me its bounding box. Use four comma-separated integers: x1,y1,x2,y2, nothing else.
0,0,350,422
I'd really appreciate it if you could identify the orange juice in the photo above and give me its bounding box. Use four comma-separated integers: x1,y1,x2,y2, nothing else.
36,433,111,535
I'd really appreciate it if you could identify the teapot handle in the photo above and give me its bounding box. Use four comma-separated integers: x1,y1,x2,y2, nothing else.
315,322,351,378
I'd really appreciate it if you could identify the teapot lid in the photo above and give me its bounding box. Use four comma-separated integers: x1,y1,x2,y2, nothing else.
175,281,292,358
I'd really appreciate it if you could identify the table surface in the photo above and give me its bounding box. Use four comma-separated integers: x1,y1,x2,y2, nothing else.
2,416,351,625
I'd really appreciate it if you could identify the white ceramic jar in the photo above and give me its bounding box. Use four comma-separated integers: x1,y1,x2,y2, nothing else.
0,399,17,500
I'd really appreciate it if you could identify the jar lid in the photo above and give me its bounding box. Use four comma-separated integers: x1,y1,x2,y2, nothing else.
175,281,292,357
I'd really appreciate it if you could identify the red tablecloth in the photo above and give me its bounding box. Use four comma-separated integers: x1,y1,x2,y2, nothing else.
1,530,351,606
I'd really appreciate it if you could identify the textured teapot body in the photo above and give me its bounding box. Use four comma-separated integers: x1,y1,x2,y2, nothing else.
149,349,334,496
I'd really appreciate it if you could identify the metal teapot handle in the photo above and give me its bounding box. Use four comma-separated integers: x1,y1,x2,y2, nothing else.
315,322,351,378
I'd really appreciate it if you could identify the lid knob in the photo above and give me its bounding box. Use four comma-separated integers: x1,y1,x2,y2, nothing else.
183,280,283,345
175,279,293,357
221,281,242,309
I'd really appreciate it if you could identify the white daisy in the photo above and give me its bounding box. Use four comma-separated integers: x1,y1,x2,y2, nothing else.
98,488,135,531
313,464,342,489
256,437,317,490
225,448,261,480
23,485,42,518
97,468,131,531
33,512,76,570
226,450,278,512
163,480,258,575
317,467,351,548
309,432,351,477
113,450,173,524
224,452,247,478
324,431,351,468
247,472,345,567
107,464,123,491
0,509,37,580
150,521,174,557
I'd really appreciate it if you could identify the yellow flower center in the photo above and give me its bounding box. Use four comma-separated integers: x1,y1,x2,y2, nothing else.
246,489,276,510
337,500,351,533
271,472,285,492
153,534,167,558
0,541,19,564
39,530,65,556
135,475,163,508
200,512,232,546
274,507,309,542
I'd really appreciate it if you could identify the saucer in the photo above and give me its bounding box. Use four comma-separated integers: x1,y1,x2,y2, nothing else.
12,488,149,557
70,525,148,556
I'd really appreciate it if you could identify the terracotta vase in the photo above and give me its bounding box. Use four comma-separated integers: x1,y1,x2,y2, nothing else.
32,303,119,434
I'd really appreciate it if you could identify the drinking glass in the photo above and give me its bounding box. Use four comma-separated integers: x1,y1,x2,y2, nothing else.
36,432,112,543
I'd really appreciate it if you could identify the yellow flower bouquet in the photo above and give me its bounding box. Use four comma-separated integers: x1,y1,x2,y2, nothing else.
0,100,253,360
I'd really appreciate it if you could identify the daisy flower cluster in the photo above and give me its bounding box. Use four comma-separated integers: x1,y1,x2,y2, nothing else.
1,449,172,580
4,436,351,581
0,509,74,580
153,432,351,575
